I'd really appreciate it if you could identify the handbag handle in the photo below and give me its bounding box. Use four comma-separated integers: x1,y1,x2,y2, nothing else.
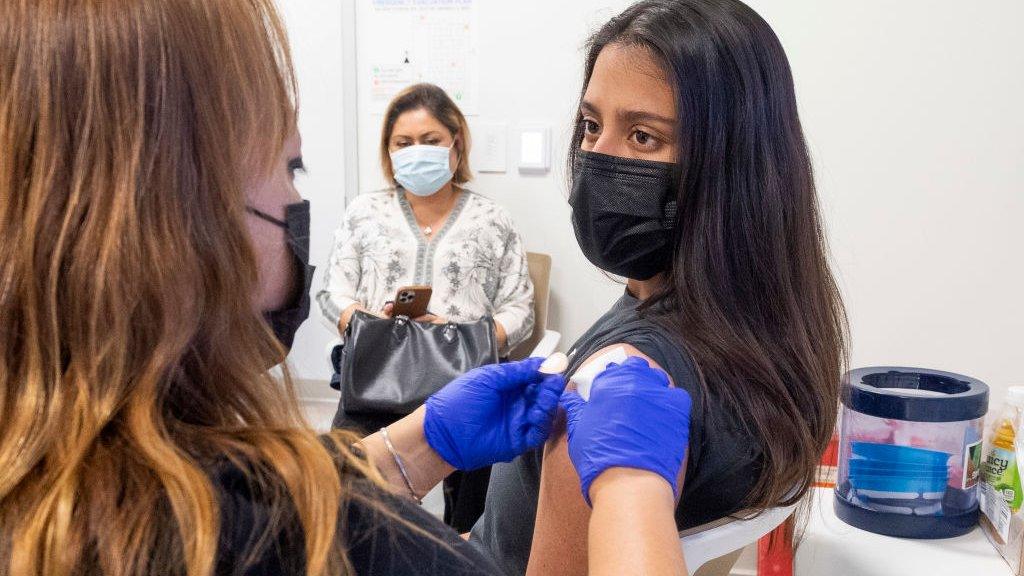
392,315,410,338
390,315,456,341
442,322,459,343
382,314,490,345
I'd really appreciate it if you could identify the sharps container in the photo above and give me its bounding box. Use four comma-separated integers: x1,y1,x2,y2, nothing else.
834,367,989,538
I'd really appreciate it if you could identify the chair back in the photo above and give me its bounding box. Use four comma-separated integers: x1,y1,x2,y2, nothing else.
680,503,797,576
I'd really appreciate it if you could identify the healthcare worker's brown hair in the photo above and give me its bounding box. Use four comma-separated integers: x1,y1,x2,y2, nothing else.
379,83,473,187
0,1,398,574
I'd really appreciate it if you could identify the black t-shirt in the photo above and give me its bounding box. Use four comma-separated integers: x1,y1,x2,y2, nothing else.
469,291,763,576
213,462,499,575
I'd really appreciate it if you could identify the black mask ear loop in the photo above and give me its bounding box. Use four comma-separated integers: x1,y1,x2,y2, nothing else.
246,206,288,229
244,203,315,352
246,204,303,288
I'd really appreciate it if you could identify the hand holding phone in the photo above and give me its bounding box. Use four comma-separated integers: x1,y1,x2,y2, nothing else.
389,285,432,319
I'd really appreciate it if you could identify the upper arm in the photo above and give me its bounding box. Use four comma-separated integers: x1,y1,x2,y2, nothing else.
490,224,535,348
316,212,367,326
493,223,532,303
524,344,673,576
325,204,368,283
333,207,364,265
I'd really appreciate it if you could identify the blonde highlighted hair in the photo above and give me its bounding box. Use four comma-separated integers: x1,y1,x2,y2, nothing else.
0,1,383,574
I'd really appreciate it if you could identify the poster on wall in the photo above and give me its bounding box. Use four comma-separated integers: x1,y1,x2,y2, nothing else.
364,0,480,115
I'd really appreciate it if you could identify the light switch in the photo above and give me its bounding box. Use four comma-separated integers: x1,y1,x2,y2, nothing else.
518,125,550,173
472,122,508,173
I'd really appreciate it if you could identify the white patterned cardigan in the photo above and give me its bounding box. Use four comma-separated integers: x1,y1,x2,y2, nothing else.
316,189,535,355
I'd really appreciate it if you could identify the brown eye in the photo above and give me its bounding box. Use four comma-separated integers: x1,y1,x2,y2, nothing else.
287,157,306,179
631,129,662,151
582,119,600,134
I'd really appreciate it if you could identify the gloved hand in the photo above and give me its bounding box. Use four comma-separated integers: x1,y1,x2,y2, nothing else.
424,357,567,471
560,356,692,506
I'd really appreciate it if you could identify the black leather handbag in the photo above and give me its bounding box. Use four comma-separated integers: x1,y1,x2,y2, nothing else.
331,310,499,422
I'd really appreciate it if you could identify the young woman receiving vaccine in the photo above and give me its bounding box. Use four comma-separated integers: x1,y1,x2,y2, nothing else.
470,1,848,574
317,83,535,532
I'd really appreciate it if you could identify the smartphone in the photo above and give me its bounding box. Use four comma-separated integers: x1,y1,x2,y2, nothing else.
391,285,432,318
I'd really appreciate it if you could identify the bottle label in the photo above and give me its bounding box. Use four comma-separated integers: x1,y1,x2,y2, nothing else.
983,446,1023,511
981,482,1013,542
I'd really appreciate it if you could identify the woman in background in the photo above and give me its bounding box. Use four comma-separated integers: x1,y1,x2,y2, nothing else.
317,83,534,357
317,83,534,532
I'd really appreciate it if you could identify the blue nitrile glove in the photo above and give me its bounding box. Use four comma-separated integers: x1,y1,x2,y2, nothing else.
424,357,567,471
560,356,692,506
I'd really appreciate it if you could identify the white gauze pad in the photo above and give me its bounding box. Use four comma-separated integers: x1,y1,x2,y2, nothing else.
539,352,569,375
569,346,629,401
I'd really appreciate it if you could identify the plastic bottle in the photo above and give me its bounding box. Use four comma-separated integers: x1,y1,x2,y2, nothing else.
983,386,1024,512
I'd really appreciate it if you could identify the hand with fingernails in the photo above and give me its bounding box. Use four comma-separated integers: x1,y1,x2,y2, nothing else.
560,356,692,505
423,356,567,471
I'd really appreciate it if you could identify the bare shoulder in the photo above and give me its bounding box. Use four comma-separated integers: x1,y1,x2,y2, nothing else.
528,341,673,575
573,342,675,387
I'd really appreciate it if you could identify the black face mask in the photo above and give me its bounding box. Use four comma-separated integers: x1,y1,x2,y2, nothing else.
247,200,315,351
569,150,678,280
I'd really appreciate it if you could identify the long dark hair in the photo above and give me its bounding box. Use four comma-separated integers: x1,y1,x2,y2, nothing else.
570,0,847,510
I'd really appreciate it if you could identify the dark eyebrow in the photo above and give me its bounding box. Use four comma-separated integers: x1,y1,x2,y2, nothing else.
619,109,676,127
392,130,444,141
581,99,675,126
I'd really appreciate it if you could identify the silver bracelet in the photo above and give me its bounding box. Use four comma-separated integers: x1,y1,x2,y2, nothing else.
380,426,421,503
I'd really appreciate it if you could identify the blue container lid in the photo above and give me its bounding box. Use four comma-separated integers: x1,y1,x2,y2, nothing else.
851,442,952,465
842,367,988,422
849,467,948,480
850,474,948,493
849,457,948,470
848,461,949,477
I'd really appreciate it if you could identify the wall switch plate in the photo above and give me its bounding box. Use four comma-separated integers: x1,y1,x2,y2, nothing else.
517,124,550,173
472,121,508,173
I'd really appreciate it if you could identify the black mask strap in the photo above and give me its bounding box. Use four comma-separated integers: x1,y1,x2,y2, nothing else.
246,206,288,229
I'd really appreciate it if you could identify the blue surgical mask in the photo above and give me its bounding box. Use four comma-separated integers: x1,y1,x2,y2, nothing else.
390,144,454,197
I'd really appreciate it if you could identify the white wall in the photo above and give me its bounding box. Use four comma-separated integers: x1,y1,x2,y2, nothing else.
346,0,1024,409
751,0,1024,409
